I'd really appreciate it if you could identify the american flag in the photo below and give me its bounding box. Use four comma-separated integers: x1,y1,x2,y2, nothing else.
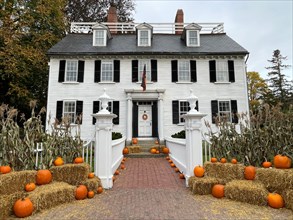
141,64,146,91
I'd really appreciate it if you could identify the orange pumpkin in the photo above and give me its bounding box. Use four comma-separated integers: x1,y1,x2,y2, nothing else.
156,150,160,154
54,157,64,166
36,170,52,185
0,165,11,174
244,166,256,180
220,158,227,163
179,173,185,179
120,164,125,169
174,168,179,172
150,149,157,154
262,161,272,168
13,198,34,218
170,163,176,167
75,185,88,200
123,147,129,154
74,157,83,164
121,161,125,164
163,147,169,154
97,186,103,194
212,184,225,198
274,155,291,169
268,193,284,209
231,158,237,164
132,138,138,144
166,156,170,160
87,191,95,198
168,159,173,163
25,183,36,192
194,165,205,177
112,176,116,182
123,157,126,161
115,170,120,175
211,158,217,163
155,140,159,144
88,172,95,178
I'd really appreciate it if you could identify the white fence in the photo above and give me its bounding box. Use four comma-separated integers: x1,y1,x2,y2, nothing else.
82,139,94,171
111,136,126,174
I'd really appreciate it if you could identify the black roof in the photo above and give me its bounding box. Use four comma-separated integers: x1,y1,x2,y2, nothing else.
47,33,248,56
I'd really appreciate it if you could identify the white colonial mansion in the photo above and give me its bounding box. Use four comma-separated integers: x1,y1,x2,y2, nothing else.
46,7,249,143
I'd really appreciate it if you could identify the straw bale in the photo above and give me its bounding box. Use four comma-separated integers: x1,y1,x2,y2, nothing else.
50,163,89,185
281,189,293,211
204,162,245,183
0,170,36,196
190,177,226,195
256,168,293,192
129,146,141,153
28,181,75,213
0,192,25,218
225,180,268,206
82,176,102,192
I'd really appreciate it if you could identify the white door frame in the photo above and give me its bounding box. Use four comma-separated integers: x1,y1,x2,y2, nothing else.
138,104,152,137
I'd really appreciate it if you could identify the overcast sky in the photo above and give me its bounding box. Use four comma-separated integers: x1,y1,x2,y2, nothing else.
133,0,293,81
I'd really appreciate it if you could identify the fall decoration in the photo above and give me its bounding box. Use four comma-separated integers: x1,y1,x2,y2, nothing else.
166,156,170,160
74,157,83,164
274,155,291,169
262,161,272,168
0,165,11,174
170,163,176,167
87,191,95,199
112,176,116,182
97,186,103,194
120,164,125,169
179,173,185,179
88,173,95,178
13,198,34,218
231,159,237,164
155,140,159,144
211,158,217,163
168,160,173,163
156,150,160,154
194,166,205,177
174,168,179,172
163,147,170,154
115,170,119,175
36,170,52,185
244,166,256,180
25,183,36,192
212,184,225,198
220,158,227,163
150,148,157,154
267,193,284,209
121,161,125,164
132,138,138,144
189,176,225,195
54,157,64,166
123,147,129,154
75,185,88,200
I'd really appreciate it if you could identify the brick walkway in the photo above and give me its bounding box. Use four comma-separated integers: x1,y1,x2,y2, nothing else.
30,158,293,220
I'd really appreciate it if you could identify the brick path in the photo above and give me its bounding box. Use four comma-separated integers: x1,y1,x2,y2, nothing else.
30,158,293,220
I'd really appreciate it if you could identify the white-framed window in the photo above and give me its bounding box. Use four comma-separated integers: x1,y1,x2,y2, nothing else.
178,60,190,82
65,60,78,82
187,30,199,46
63,101,76,124
138,30,150,46
101,60,113,82
94,30,106,46
138,60,151,81
179,101,189,123
218,100,231,122
216,61,229,82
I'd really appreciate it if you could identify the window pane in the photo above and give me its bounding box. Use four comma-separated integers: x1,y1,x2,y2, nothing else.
179,101,189,123
189,31,198,45
64,101,76,124
218,101,231,122
178,61,190,81
95,30,105,46
216,61,229,82
101,61,113,81
66,61,78,81
139,30,149,46
138,60,151,81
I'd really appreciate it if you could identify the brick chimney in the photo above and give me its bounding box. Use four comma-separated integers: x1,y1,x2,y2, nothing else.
175,9,184,35
107,5,118,34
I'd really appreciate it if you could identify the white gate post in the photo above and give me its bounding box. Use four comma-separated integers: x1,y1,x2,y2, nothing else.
181,89,206,186
92,89,117,189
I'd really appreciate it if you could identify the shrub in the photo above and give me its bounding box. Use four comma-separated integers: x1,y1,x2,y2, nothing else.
171,130,185,139
112,132,122,140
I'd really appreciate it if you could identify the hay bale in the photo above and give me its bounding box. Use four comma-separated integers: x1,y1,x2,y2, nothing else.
225,180,268,206
129,146,141,153
204,162,245,183
50,163,89,185
82,177,102,192
0,192,25,218
28,181,75,213
0,170,36,196
281,189,293,211
256,168,293,192
191,177,226,195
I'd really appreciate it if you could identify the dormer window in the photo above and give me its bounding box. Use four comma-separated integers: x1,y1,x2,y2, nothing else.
92,23,111,47
136,23,153,47
187,30,199,47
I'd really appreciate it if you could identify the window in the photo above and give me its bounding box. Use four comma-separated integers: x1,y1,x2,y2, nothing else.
216,61,229,82
211,100,238,124
101,61,113,82
56,100,83,124
187,30,199,46
179,101,189,123
178,61,190,82
172,100,199,124
209,60,235,83
138,30,150,46
94,30,106,46
63,101,76,124
172,60,196,83
58,60,84,83
65,61,78,82
92,101,119,125
218,101,231,121
138,60,151,81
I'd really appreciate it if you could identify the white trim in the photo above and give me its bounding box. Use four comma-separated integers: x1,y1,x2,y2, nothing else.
65,60,78,82
63,100,77,124
93,30,107,46
186,30,200,47
178,60,191,82
138,29,151,46
100,60,114,82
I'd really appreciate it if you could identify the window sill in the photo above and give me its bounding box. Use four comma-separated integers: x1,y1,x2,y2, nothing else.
98,82,116,84
214,82,231,84
175,82,194,84
62,82,80,85
177,123,185,126
135,82,154,84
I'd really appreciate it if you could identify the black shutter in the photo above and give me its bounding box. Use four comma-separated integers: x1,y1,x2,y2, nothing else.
196,100,199,111
76,101,83,124
56,101,63,122
190,60,197,82
152,102,158,137
211,100,218,124
209,60,216,83
132,60,138,82
77,61,84,82
92,101,100,125
171,60,178,82
151,60,157,82
132,102,138,137
228,60,235,82
58,60,66,82
94,60,101,83
231,100,238,124
114,60,120,83
172,100,179,124
113,101,119,125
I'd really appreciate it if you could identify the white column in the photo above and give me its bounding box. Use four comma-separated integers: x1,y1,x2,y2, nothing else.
158,93,164,142
126,93,132,144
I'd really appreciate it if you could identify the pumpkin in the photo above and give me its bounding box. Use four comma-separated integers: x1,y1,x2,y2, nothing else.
97,186,103,194
212,184,225,198
244,166,256,180
262,161,272,168
170,163,176,167
36,169,52,185
115,170,119,175
54,157,64,166
174,168,179,172
179,173,185,179
156,150,160,154
194,165,205,177
168,159,173,163
120,164,125,169
166,156,170,160
25,183,36,192
123,157,126,161
13,198,34,218
163,147,169,154
268,193,284,209
87,191,95,198
132,138,138,144
150,149,157,154
155,140,159,144
112,176,116,182
121,161,125,164
88,172,95,178
220,158,227,163
75,185,88,200
211,158,217,163
0,165,11,174
123,147,129,154
74,157,83,164
274,155,291,169
231,158,237,164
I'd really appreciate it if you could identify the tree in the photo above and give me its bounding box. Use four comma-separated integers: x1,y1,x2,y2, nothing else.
266,49,292,110
65,0,135,22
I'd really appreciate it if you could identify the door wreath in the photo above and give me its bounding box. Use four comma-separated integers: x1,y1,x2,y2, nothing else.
142,114,148,120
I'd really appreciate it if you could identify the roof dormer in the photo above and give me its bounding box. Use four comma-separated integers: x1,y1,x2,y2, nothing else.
181,23,202,47
136,23,153,47
92,23,112,46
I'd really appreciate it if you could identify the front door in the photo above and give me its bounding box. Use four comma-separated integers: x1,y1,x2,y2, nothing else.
138,105,152,136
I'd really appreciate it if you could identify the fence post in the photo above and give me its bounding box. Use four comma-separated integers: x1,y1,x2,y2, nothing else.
181,89,206,186
92,89,117,189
